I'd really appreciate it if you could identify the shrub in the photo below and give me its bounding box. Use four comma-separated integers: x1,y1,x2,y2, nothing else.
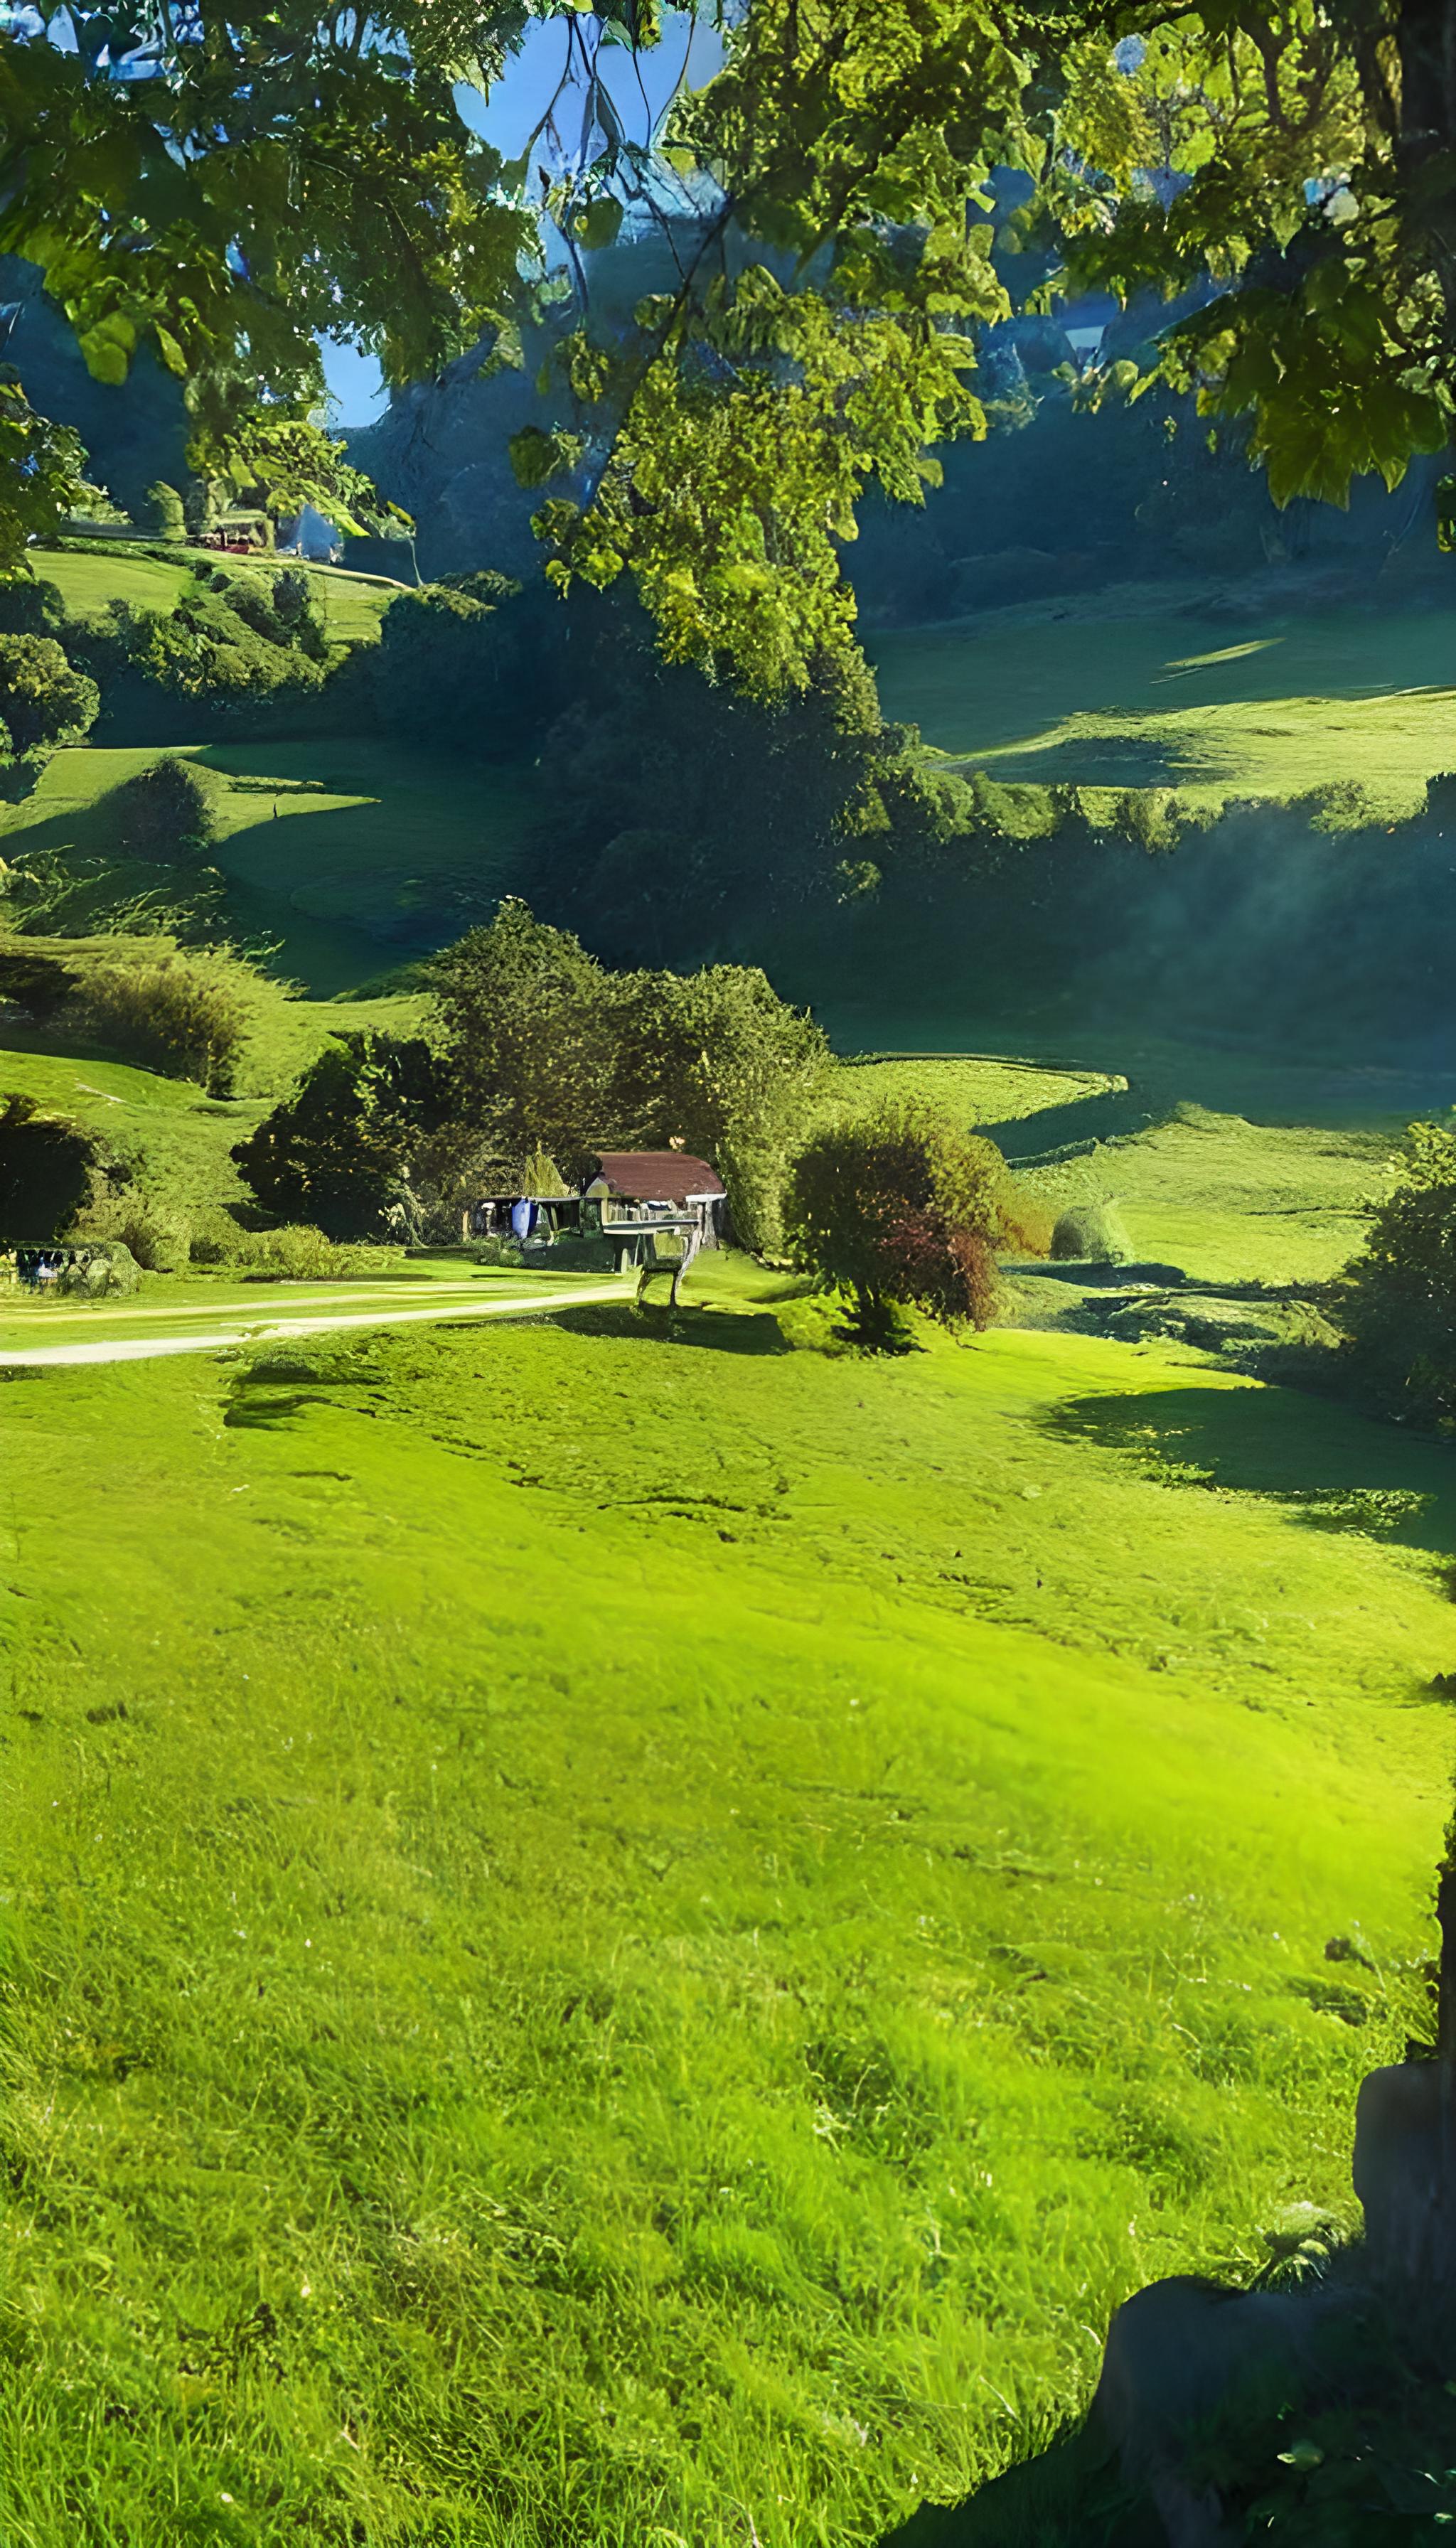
146,481,187,540
785,1105,1010,1337
1050,1201,1132,1263
58,1240,140,1297
0,1091,103,1239
998,1187,1056,1257
113,1204,191,1273
246,1225,373,1280
221,569,328,661
107,755,220,862
0,633,100,758
460,1235,525,1269
72,949,251,1094
1341,1120,1456,1425
188,1206,251,1268
0,944,80,1022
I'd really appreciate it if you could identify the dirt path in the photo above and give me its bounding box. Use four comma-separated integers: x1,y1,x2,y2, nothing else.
0,1278,633,1369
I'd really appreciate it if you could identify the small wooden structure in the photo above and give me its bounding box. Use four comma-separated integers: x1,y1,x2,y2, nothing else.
582,1152,727,1246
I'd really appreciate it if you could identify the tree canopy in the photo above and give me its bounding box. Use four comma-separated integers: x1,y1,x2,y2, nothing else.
427,898,827,1243
3,0,1453,676
784,1103,1012,1338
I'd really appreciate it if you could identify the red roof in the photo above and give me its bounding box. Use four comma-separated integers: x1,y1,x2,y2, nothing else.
589,1152,725,1204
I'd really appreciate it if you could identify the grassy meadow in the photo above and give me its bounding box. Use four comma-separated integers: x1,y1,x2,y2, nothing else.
6,1261,1456,2547
6,542,1456,2544
38,544,401,646
1,739,533,996
870,598,1456,820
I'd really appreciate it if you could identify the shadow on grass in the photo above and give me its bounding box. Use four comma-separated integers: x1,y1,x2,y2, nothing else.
878,2426,1141,2548
552,1302,793,1356
1049,1379,1456,1559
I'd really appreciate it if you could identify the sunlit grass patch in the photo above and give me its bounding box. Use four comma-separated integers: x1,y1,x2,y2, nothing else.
5,1312,1452,2545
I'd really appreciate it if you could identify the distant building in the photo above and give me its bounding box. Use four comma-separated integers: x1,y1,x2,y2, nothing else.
201,510,273,555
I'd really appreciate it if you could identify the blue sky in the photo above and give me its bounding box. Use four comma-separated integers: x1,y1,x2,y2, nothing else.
321,6,723,424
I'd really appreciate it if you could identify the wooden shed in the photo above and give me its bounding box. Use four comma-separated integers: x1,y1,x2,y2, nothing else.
582,1153,727,1246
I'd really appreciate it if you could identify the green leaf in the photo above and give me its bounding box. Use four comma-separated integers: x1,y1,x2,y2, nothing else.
77,314,136,385
577,198,623,252
509,426,582,491
1277,2441,1324,2472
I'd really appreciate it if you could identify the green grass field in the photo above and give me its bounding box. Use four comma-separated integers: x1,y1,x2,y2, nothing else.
6,544,1456,2546
7,1270,1455,2548
1016,1106,1394,1289
1,740,535,995
869,598,1456,820
37,545,401,645
830,1053,1125,1128
0,984,431,1217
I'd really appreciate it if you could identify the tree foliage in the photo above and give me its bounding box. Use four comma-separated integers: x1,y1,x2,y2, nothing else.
1342,1119,1456,1425
370,577,547,753
617,960,831,1250
0,1088,102,1237
785,1104,1010,1335
108,754,220,862
5,0,1455,688
73,946,253,1092
0,368,87,574
532,595,972,946
431,897,633,1186
429,899,827,1235
232,1030,458,1240
0,631,98,758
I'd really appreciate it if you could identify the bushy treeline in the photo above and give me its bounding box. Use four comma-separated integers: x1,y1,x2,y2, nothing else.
235,900,831,1251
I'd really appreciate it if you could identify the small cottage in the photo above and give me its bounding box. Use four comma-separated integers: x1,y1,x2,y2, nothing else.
582,1153,727,1246
464,1152,727,1272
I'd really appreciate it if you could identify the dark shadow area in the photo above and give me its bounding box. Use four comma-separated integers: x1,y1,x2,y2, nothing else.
1015,1260,1191,1290
0,758,46,808
877,2424,1142,2548
1049,1379,1456,1557
983,1083,1166,1159
555,1302,793,1356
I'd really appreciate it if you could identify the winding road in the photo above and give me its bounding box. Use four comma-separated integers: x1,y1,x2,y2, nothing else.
0,1275,634,1369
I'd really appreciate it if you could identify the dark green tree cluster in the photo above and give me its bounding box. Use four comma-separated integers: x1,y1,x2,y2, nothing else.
368,574,557,756
232,1031,462,1242
0,1088,105,1237
785,1105,1015,1340
236,901,830,1250
69,563,343,739
529,598,972,955
432,899,830,1246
